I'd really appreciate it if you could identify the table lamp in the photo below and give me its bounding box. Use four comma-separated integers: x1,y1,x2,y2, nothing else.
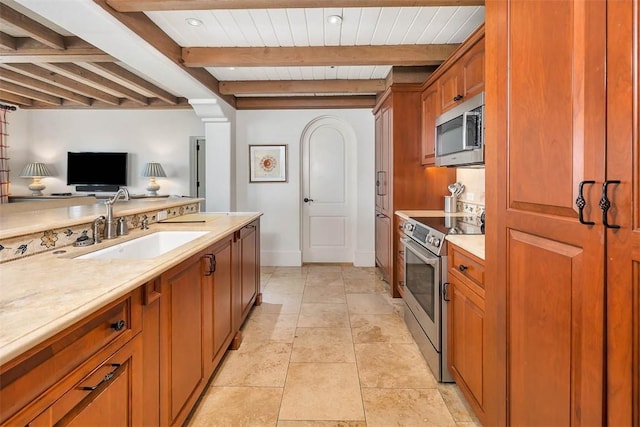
142,162,166,196
20,162,52,196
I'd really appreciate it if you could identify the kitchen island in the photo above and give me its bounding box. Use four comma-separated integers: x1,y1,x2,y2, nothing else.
0,199,262,426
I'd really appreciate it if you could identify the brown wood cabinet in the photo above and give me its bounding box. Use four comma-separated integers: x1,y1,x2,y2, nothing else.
0,289,143,426
447,243,485,424
160,250,207,426
420,86,439,166
236,220,261,327
374,86,455,296
438,35,484,113
486,0,639,425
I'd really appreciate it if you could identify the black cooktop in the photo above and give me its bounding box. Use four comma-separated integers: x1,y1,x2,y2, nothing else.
412,216,484,235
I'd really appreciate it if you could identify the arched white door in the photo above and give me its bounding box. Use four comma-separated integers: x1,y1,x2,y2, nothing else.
301,116,356,263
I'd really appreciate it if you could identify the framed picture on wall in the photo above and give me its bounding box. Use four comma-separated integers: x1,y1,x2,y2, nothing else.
249,144,287,183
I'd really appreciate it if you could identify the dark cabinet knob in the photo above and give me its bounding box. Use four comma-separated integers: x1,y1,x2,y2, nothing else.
453,94,463,102
458,264,468,272
111,320,126,331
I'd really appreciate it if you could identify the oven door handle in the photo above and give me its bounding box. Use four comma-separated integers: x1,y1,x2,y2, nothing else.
401,237,439,265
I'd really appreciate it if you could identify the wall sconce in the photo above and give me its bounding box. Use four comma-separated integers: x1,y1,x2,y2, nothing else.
20,162,52,196
142,162,166,196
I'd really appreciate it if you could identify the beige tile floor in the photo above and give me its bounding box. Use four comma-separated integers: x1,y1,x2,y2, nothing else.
187,265,481,427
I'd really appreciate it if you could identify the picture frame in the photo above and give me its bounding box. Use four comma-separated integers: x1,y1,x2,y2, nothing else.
249,144,287,183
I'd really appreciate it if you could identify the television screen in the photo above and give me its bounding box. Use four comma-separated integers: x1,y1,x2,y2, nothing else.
67,152,128,186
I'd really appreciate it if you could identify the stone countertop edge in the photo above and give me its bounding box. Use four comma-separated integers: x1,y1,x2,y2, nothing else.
446,235,485,260
0,211,262,365
0,197,205,240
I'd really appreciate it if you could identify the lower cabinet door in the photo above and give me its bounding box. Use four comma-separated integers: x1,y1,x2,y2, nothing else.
449,275,485,422
239,221,259,322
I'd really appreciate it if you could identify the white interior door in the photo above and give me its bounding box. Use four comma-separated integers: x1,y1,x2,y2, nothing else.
302,116,356,263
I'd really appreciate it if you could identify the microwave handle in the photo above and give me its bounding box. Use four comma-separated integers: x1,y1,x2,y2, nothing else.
462,111,481,150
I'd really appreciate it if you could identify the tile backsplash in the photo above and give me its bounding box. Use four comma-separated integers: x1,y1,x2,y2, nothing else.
456,167,485,206
0,203,200,263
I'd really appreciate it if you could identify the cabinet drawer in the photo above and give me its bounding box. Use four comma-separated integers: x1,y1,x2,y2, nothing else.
0,290,141,424
449,245,485,291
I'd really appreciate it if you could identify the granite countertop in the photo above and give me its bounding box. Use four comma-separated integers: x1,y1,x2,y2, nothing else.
0,212,261,365
0,197,204,240
395,210,485,260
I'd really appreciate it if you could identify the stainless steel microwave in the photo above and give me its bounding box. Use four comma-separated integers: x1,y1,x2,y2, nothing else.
435,92,484,167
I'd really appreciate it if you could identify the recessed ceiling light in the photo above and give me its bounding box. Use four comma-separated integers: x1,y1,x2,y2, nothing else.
185,18,203,27
327,15,343,25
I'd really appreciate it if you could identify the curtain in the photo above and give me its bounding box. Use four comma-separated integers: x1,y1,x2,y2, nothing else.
0,109,9,204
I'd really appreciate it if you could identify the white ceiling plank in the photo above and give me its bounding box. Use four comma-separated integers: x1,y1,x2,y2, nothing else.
372,65,392,79
286,9,309,46
339,8,360,46
335,66,349,79
402,7,439,44
300,67,314,80
370,7,401,45
386,7,420,44
326,65,338,79
288,67,303,80
355,7,381,45
229,10,264,46
445,7,484,43
304,8,324,46
248,9,279,47
432,7,477,43
268,9,294,46
416,7,457,43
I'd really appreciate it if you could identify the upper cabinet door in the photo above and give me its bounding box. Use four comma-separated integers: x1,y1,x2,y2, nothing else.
439,64,461,113
461,40,484,99
421,86,439,166
487,0,606,425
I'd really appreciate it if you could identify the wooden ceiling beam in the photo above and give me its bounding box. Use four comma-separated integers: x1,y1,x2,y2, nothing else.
0,80,62,105
0,66,92,106
183,44,458,67
28,97,191,109
106,0,484,12
93,0,235,107
0,90,32,107
0,37,113,63
0,3,66,50
0,32,16,51
91,63,178,104
220,79,385,95
3,63,120,105
235,95,376,110
44,63,149,105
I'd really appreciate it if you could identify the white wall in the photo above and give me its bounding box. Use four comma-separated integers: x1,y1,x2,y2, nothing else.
8,109,204,196
236,109,375,267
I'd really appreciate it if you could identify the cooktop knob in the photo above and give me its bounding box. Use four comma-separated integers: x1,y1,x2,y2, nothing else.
433,238,441,247
427,235,434,244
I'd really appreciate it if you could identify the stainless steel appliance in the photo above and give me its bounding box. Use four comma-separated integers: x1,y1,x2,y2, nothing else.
399,214,483,382
435,92,485,167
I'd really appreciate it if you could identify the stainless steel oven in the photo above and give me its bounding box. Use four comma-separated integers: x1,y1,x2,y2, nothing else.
399,214,484,383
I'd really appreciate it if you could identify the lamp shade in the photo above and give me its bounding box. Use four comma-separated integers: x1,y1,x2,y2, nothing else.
20,162,52,178
142,162,166,178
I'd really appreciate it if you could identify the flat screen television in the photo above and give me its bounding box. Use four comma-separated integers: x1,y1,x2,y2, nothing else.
67,152,128,190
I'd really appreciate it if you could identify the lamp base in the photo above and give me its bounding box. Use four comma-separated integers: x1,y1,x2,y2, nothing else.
146,177,160,197
28,179,45,196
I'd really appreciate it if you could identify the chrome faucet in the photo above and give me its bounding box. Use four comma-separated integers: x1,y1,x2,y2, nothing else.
92,215,105,244
104,188,130,239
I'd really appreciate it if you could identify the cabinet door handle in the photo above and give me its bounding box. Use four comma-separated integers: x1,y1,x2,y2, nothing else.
576,180,596,225
442,282,451,301
110,320,126,331
453,94,463,102
600,180,621,229
203,254,216,276
80,363,122,391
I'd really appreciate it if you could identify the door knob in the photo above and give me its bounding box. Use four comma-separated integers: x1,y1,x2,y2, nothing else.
303,197,314,203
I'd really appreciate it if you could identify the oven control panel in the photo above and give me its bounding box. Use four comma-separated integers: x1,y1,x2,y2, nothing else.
400,218,446,256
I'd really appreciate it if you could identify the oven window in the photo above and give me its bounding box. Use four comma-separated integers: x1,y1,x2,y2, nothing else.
405,249,436,322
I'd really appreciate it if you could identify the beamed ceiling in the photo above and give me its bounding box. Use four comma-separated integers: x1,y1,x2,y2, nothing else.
0,0,484,110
